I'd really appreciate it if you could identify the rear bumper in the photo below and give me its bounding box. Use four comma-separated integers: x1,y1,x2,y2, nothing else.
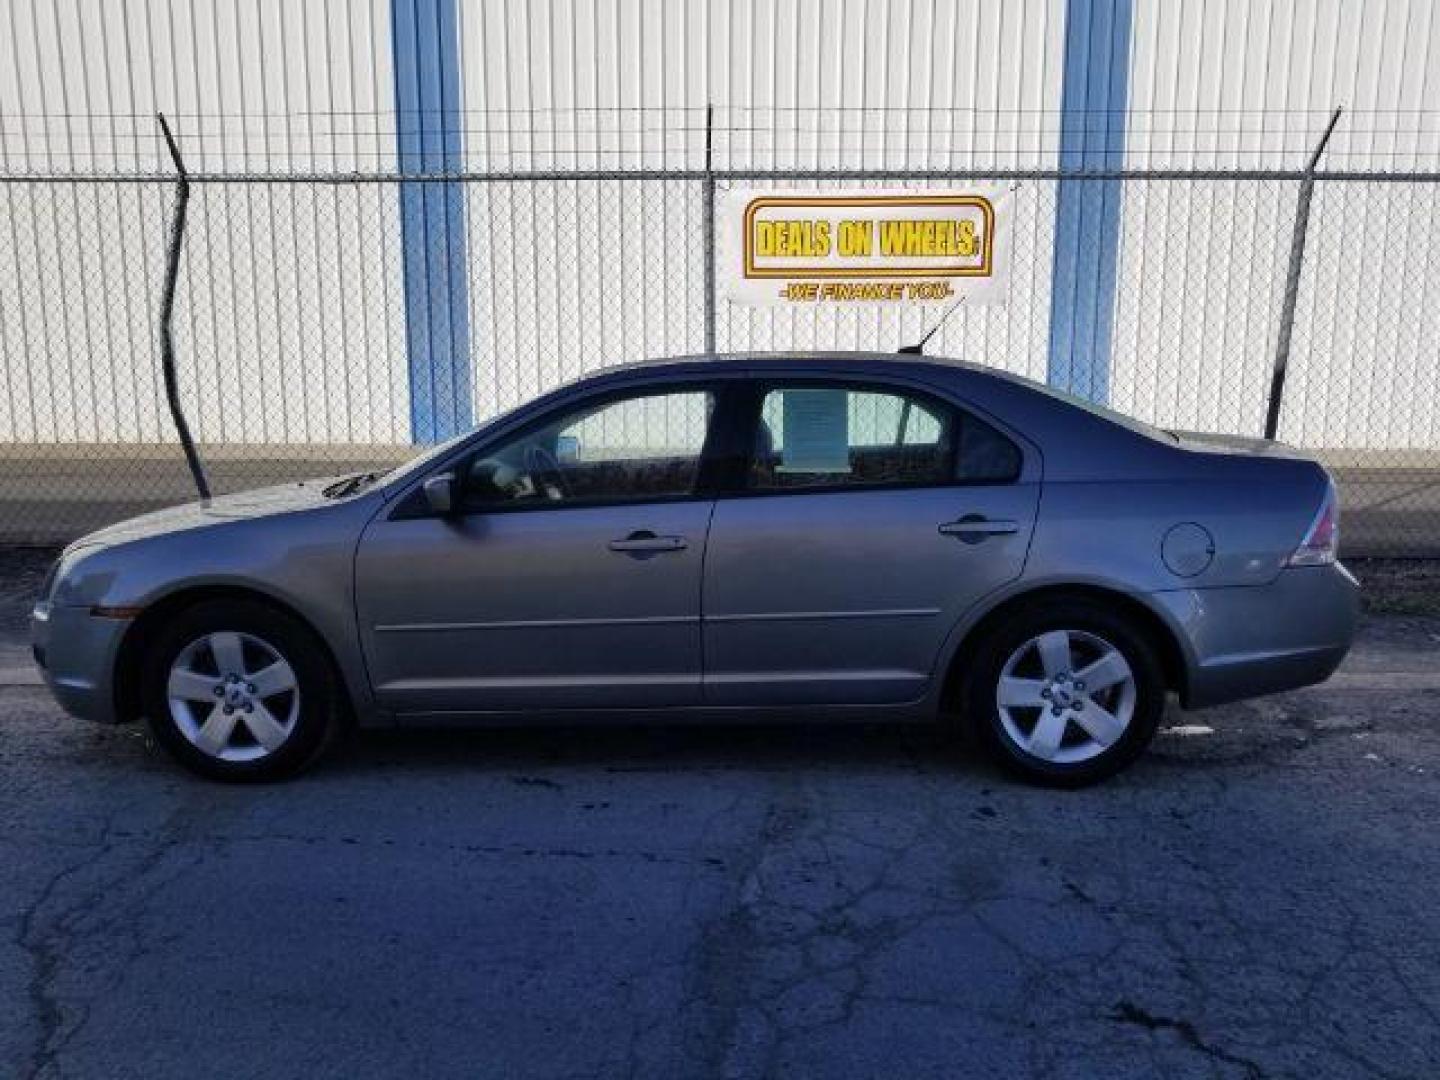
1153,563,1360,709
30,601,129,724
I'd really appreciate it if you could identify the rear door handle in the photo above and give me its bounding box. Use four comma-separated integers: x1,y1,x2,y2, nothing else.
939,517,1019,541
608,531,688,554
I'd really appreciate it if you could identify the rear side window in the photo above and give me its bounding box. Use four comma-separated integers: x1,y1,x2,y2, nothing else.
748,382,1021,492
956,411,1022,482
750,386,952,490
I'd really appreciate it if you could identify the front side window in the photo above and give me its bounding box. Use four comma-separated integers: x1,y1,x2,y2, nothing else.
464,388,714,508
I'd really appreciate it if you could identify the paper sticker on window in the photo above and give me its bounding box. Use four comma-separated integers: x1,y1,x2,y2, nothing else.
778,390,851,473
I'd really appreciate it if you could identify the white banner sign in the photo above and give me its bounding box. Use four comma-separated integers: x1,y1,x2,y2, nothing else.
719,187,1013,307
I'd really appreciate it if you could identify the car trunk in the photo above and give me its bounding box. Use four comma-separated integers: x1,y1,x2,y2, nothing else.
1170,430,1318,461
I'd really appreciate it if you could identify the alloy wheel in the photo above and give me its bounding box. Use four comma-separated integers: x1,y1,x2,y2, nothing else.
995,628,1136,765
166,631,301,763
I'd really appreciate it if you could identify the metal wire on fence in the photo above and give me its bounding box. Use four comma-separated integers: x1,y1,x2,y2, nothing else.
0,129,1437,553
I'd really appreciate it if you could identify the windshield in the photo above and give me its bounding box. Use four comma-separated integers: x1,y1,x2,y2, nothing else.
376,408,517,491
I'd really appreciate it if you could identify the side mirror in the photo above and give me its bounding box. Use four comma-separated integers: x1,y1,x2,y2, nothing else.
422,472,457,516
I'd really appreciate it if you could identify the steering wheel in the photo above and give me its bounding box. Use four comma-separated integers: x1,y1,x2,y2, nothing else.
524,444,571,500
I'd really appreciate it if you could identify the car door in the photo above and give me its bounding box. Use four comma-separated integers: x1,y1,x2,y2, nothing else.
702,376,1040,706
355,382,721,716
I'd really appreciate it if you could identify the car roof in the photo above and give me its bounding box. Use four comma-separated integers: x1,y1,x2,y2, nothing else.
576,351,1039,394
596,350,981,377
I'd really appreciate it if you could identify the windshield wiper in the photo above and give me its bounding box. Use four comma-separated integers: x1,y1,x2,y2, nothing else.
322,471,381,499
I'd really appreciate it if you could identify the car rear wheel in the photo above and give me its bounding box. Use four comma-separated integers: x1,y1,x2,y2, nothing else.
963,599,1166,786
140,598,342,782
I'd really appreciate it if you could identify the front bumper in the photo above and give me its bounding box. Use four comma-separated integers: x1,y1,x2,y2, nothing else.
30,601,131,724
1153,563,1360,709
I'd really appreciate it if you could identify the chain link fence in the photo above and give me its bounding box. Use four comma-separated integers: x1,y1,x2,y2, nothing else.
0,159,1437,553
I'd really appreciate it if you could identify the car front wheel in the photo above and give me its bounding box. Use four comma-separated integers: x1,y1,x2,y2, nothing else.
140,598,342,782
964,599,1166,786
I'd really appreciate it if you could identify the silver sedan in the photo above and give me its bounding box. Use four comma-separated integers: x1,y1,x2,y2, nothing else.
31,354,1358,785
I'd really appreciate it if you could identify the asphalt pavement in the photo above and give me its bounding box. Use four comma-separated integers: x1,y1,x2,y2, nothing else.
3,548,1440,1079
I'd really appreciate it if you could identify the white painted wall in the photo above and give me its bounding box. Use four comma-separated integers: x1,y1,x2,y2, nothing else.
455,0,1069,416
1116,0,1440,448
0,0,1437,450
455,0,1068,171
0,0,408,444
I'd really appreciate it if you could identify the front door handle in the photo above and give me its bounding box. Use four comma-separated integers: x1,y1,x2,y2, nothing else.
939,516,1019,542
608,531,688,554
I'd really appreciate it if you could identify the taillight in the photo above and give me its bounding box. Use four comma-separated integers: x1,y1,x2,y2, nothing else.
1288,479,1339,566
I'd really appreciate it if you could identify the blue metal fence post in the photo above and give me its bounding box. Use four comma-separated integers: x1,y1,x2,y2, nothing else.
393,0,471,443
1047,0,1133,404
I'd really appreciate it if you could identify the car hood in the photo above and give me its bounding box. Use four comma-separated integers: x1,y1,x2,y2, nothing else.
73,477,358,549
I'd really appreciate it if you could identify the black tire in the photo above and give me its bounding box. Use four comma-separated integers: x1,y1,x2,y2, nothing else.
139,598,342,782
962,598,1166,787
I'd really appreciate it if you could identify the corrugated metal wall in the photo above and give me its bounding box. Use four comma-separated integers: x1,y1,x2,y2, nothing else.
0,0,408,444
452,0,1070,415
1116,0,1440,448
1127,0,1440,170
8,2,1432,178
454,0,1067,170
452,0,1440,449
1,0,395,174
1,0,1438,450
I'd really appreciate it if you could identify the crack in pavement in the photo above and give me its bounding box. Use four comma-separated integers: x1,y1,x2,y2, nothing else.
13,796,212,1080
3,608,1439,1078
1109,999,1267,1079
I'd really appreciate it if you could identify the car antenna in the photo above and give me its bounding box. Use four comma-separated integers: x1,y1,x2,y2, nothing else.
898,295,965,355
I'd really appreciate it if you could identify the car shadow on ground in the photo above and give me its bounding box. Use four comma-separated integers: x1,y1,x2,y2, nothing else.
39,694,1271,787
307,691,1371,784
